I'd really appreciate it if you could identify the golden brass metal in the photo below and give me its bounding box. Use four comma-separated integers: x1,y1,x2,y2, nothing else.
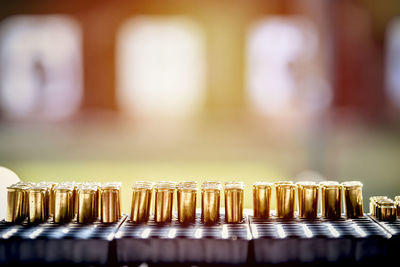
103,182,122,219
92,183,101,219
177,181,197,224
154,181,175,223
37,182,54,220
45,182,57,219
6,185,24,223
377,199,397,221
81,182,101,220
130,181,153,223
369,196,387,217
201,182,221,224
101,184,121,223
274,181,296,219
320,181,342,219
395,196,400,217
54,185,74,223
342,181,363,218
29,185,47,223
73,183,82,221
78,186,96,223
297,181,319,219
253,182,272,218
224,182,244,223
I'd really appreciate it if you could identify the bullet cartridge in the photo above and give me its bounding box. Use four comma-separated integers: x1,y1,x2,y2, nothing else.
130,181,153,223
253,182,272,218
224,181,244,223
201,182,221,224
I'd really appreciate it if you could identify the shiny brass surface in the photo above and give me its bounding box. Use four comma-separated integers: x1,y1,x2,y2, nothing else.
297,182,318,219
73,183,81,221
103,182,122,219
93,183,101,219
253,182,272,218
16,183,31,219
78,187,96,223
224,182,244,223
45,182,57,219
130,181,153,223
320,181,342,219
6,185,24,223
37,182,52,221
201,182,221,224
370,196,387,217
101,185,120,223
29,186,47,223
54,186,73,223
395,196,400,217
177,182,197,224
274,181,295,219
342,181,363,218
154,182,175,223
378,199,397,221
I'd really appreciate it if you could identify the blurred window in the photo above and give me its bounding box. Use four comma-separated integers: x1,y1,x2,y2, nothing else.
0,15,82,119
116,16,206,119
386,17,400,108
245,16,331,116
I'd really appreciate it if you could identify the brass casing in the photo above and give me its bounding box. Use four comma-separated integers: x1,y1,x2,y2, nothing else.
201,182,221,224
395,196,400,217
320,181,342,219
46,182,57,218
54,186,73,223
101,185,120,223
130,182,153,223
6,185,24,223
297,182,319,219
379,201,397,221
78,187,96,223
274,181,296,219
253,182,272,218
154,182,175,223
342,181,363,218
370,196,387,217
29,186,47,223
177,182,197,224
224,182,244,223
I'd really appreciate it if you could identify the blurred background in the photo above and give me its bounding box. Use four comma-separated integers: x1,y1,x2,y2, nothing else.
0,0,400,213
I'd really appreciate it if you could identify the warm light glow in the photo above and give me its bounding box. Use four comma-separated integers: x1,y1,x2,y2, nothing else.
1,226,19,239
351,223,367,238
301,223,313,238
326,223,340,238
29,227,43,239
117,16,206,119
194,228,202,239
167,228,177,239
0,15,82,119
141,228,152,239
245,16,331,116
275,223,286,238
221,224,229,239
250,224,259,239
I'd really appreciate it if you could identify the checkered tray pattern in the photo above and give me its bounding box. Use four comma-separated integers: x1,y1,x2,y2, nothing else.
0,212,397,266
0,217,124,266
249,214,391,264
115,213,251,265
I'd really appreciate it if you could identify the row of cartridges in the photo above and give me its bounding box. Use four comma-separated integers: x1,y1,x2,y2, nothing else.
6,180,400,224
6,181,121,224
369,196,400,221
